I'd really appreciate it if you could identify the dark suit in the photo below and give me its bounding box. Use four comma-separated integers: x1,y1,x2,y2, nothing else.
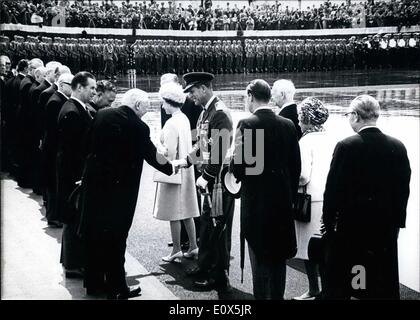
4,73,25,176
78,105,173,295
43,90,68,223
57,97,93,270
0,76,6,171
231,108,301,299
278,103,302,140
322,127,411,300
16,75,37,187
39,83,58,115
30,79,51,192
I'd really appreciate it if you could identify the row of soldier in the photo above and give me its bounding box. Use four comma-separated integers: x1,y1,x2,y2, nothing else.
1,33,419,77
0,35,131,80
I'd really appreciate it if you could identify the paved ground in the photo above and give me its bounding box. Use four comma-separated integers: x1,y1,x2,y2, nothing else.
1,175,177,300
2,168,419,300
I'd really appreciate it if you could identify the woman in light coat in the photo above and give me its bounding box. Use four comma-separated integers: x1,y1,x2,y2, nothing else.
293,97,332,300
154,82,200,262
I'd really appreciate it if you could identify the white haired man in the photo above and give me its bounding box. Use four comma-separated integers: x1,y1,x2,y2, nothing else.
322,95,411,299
78,89,175,299
43,73,74,228
272,79,302,139
38,64,71,112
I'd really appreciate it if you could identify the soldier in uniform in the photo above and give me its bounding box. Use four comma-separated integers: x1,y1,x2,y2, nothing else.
186,40,195,73
166,40,175,73
178,72,234,293
233,40,243,73
256,39,265,73
214,40,223,74
295,40,304,72
203,40,212,73
346,36,356,70
276,39,285,72
265,39,275,73
195,40,204,73
225,40,234,73
245,39,252,73
103,38,116,80
409,33,420,69
379,34,390,69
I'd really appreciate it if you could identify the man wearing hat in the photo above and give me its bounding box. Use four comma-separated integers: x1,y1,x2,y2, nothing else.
176,72,234,293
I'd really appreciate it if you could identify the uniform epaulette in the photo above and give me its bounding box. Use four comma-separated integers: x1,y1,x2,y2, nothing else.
215,100,227,111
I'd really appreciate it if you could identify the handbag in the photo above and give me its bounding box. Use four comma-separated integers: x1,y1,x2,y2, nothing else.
153,169,182,184
294,185,311,222
153,135,182,185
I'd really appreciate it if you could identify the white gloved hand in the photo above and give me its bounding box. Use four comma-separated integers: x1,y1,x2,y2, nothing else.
157,144,168,157
196,176,208,189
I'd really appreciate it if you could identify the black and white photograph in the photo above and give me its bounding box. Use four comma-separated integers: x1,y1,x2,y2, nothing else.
0,0,419,304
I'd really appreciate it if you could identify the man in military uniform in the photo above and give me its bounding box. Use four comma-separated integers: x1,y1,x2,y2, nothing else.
387,34,396,69
256,39,265,73
276,39,285,72
233,40,243,73
346,36,356,70
103,38,116,80
265,39,275,73
408,33,419,69
214,40,223,74
177,72,234,293
379,34,390,69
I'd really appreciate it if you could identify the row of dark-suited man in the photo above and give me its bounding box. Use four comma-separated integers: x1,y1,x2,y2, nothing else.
0,57,117,227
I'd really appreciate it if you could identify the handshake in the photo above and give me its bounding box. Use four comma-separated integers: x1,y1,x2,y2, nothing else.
171,158,188,174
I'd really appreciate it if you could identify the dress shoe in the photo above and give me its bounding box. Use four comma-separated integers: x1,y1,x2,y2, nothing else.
65,268,84,278
107,286,141,300
194,278,216,290
162,251,183,262
185,266,203,277
48,220,63,228
183,248,199,259
292,291,320,300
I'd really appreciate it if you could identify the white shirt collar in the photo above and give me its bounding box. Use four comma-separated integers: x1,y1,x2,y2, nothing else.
204,95,217,110
45,78,52,86
70,95,87,110
18,72,26,77
253,106,272,113
358,125,377,133
279,101,296,113
57,90,69,99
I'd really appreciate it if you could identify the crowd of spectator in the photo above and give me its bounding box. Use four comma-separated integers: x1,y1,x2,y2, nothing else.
1,0,419,30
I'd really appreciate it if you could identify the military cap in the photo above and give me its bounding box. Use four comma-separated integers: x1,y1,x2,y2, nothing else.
182,72,214,93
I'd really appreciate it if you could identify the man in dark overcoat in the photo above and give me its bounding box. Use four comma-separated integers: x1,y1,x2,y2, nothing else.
3,59,28,177
78,88,174,299
16,58,44,188
56,71,96,277
322,95,411,300
42,73,74,228
231,79,301,299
